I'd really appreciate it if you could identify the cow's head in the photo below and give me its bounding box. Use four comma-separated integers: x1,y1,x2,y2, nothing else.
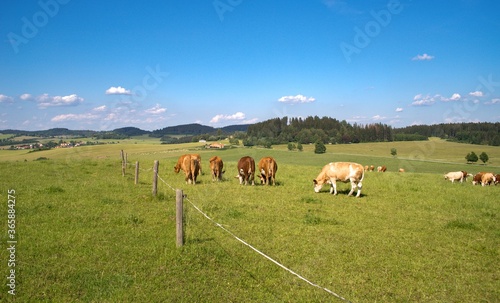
313,179,324,193
174,165,181,173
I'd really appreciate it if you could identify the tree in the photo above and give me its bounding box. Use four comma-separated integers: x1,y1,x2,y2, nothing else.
314,141,326,154
287,142,296,151
297,142,303,151
391,148,397,157
465,151,478,163
479,152,489,164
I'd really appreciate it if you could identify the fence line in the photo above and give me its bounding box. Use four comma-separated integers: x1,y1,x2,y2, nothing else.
150,166,353,303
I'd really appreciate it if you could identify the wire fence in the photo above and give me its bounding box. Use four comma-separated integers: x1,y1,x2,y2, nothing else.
133,159,353,303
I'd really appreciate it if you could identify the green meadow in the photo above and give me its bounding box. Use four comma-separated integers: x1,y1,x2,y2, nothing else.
0,139,499,302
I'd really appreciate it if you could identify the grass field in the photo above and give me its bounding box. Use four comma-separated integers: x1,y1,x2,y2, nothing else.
1,139,499,302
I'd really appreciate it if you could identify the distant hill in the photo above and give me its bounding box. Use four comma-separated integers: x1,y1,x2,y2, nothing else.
113,127,149,136
0,123,249,138
220,124,250,133
150,123,249,137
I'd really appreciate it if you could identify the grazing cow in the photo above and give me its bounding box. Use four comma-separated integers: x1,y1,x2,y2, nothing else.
209,156,224,181
369,165,375,171
377,165,387,172
258,157,278,185
472,172,484,185
364,165,369,171
313,162,364,197
174,154,190,173
174,154,200,184
398,168,405,173
495,174,500,185
236,156,255,185
481,173,496,186
444,171,468,183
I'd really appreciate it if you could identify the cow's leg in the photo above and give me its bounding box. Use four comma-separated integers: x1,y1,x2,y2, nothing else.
330,180,337,195
347,180,356,196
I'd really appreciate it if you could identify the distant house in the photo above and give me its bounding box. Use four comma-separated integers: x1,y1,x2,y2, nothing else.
208,143,224,149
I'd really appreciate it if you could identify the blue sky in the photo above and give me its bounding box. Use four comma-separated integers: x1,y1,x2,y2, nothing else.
1,0,499,131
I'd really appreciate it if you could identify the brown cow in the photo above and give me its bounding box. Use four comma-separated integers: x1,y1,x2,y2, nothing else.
313,162,364,197
258,156,278,185
472,172,484,185
236,156,255,185
209,156,224,181
174,154,190,173
495,174,500,185
481,173,496,186
174,154,200,184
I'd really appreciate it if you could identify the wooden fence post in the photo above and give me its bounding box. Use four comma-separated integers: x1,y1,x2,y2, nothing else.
120,150,126,177
135,161,139,185
176,189,184,247
152,160,159,196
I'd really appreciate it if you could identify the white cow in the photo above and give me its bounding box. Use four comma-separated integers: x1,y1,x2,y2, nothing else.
313,162,365,197
444,171,468,183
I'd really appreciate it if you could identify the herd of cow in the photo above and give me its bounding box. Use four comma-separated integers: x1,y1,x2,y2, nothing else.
173,154,499,198
173,154,277,186
173,154,366,197
444,170,499,186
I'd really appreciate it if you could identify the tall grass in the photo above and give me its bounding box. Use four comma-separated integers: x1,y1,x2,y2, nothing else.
0,140,499,302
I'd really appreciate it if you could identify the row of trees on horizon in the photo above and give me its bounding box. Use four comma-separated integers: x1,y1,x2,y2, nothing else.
244,117,500,146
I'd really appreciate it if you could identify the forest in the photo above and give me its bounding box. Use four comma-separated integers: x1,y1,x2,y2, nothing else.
245,116,500,146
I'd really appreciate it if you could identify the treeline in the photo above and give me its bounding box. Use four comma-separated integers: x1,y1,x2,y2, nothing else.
0,138,39,147
394,122,500,146
246,116,393,145
245,117,500,146
1,128,96,138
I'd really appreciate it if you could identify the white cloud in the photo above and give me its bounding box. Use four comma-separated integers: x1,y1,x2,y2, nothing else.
93,105,107,112
411,94,436,106
145,104,167,115
440,93,461,102
469,91,484,97
278,94,316,104
20,93,32,100
450,93,461,101
51,113,99,122
412,53,435,61
485,98,500,105
105,86,132,95
395,107,403,112
37,94,84,108
0,94,14,103
210,112,246,123
372,115,385,121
